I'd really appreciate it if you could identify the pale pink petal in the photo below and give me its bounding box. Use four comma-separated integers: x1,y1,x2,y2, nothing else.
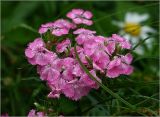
105,41,116,55
112,34,124,42
73,28,96,34
28,38,45,49
62,83,75,98
28,109,36,117
72,64,84,77
121,53,133,64
62,68,74,81
52,28,69,36
56,39,71,53
121,41,131,49
83,11,93,19
72,9,84,15
106,66,121,78
35,53,49,65
37,112,45,117
93,62,104,72
38,27,48,34
48,90,61,98
121,63,134,75
73,18,83,24
28,57,36,65
82,19,93,25
107,57,121,69
25,48,35,58
41,67,60,81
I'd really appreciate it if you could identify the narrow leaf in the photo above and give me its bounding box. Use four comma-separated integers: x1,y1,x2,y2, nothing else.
19,23,38,33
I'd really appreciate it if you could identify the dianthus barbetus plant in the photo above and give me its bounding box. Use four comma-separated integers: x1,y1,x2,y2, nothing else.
25,9,134,101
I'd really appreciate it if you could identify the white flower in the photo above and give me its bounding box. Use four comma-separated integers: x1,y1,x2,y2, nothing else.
113,12,156,55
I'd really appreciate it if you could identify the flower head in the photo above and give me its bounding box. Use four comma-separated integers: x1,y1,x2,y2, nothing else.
74,28,96,45
25,8,134,101
1,113,9,117
28,109,47,117
106,53,133,78
113,12,156,54
25,38,53,65
62,79,91,101
56,39,71,53
67,9,93,25
39,19,75,36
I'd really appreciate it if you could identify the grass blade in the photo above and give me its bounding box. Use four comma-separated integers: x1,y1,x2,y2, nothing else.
19,23,38,33
131,34,157,51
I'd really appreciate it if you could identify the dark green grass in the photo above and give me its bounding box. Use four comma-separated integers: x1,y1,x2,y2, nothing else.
1,1,159,116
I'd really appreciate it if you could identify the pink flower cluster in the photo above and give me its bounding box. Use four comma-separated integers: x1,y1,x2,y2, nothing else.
28,109,47,117
25,9,133,101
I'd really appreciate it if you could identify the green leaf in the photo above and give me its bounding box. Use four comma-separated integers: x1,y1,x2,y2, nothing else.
131,36,153,51
59,97,77,115
2,1,39,33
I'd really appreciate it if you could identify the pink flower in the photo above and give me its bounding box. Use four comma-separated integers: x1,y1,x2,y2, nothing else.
73,28,96,35
56,39,71,53
72,63,84,77
37,55,62,82
39,19,75,36
47,78,66,98
62,79,91,101
105,41,116,55
70,46,84,57
1,113,8,117
38,65,60,82
38,22,54,34
83,37,110,62
28,109,46,117
62,66,74,81
121,53,133,64
92,51,110,72
25,8,135,101
74,28,96,45
106,57,123,78
106,54,133,78
51,22,69,36
67,9,93,25
54,19,76,29
25,38,53,65
62,57,75,69
79,70,101,89
112,34,131,49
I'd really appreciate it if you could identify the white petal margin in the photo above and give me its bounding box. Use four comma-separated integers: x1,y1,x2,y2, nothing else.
140,31,152,50
125,12,149,23
134,46,145,55
141,26,157,34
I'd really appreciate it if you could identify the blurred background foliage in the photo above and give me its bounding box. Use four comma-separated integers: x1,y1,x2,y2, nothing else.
1,1,159,116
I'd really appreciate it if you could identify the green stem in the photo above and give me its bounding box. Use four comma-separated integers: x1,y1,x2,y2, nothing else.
131,34,157,51
74,45,158,116
74,45,135,110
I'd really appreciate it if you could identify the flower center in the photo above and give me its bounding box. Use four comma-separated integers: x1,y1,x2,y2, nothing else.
124,23,141,36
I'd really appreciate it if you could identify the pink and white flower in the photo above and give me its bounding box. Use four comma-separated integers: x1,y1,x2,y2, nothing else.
39,19,75,36
28,109,47,117
74,28,96,45
25,8,134,101
56,39,71,53
67,9,93,25
25,38,53,66
106,53,133,78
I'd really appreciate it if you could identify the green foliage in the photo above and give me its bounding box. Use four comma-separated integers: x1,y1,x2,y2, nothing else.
1,1,159,116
